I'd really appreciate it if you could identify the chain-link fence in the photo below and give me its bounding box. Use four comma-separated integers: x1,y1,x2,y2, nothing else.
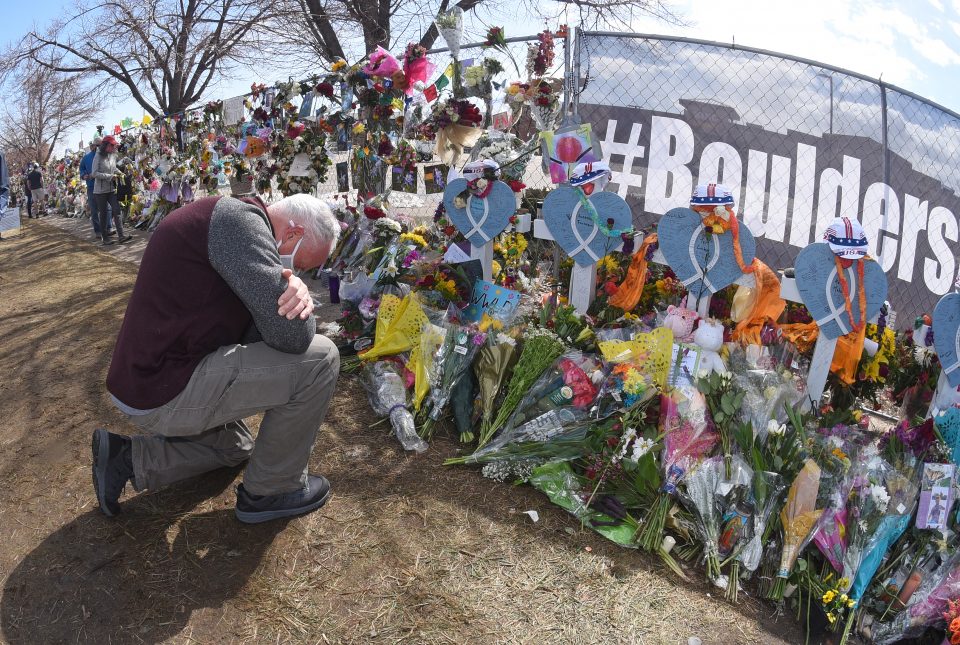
574,30,960,326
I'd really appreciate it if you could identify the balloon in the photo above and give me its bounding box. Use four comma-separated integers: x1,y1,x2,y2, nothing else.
556,136,583,163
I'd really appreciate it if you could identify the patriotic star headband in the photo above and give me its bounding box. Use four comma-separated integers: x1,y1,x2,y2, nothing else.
569,161,611,188
690,183,735,207
463,158,500,181
823,216,869,259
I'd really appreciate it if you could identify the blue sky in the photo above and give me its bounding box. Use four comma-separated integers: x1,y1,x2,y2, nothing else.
3,0,960,153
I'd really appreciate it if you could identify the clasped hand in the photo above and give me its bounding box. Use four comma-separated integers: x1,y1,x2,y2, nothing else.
277,269,314,320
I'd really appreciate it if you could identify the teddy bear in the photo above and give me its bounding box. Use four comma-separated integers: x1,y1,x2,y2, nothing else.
663,304,699,343
694,318,727,376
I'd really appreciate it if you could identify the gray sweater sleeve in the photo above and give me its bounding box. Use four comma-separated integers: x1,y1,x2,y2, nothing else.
208,197,316,353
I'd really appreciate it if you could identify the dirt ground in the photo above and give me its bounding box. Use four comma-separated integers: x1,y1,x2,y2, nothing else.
0,217,806,644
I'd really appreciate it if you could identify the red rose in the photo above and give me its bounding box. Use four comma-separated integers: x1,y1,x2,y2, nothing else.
603,281,618,296
443,225,456,236
507,179,526,192
364,205,385,220
536,96,551,107
316,82,334,98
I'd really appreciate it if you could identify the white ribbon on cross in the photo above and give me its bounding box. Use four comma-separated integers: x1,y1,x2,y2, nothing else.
464,195,492,243
680,224,720,293
566,199,601,262
814,264,855,335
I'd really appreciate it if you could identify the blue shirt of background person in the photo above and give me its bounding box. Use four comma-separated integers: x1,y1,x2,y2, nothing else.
80,150,96,191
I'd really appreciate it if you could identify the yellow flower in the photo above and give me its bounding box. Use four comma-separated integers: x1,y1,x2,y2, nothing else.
478,313,504,333
492,260,502,278
400,232,428,247
622,312,639,322
832,447,848,461
826,612,836,624
838,578,850,589
822,590,836,604
352,123,365,135
331,60,347,72
846,599,856,608
506,82,521,96
598,255,619,273
852,410,862,422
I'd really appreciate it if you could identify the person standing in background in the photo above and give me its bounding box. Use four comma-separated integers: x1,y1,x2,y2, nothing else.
0,151,9,211
80,138,112,238
27,164,45,217
91,136,132,245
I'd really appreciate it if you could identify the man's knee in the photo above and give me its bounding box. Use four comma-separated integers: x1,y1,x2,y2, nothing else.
304,335,340,386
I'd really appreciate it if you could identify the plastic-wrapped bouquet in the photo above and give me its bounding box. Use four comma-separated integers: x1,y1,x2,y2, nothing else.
363,360,428,453
435,7,464,59
636,386,718,553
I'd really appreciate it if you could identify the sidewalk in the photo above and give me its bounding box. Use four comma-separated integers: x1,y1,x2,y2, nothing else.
35,210,343,322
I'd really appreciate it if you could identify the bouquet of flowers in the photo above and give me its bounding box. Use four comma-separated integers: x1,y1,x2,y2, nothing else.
499,352,604,436
732,470,786,601
422,316,487,431
679,456,727,581
431,98,484,164
637,386,718,553
478,327,565,447
435,7,464,59
363,360,428,453
475,331,518,441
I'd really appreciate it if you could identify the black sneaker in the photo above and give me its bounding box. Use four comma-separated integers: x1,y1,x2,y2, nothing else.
107,229,117,236
102,239,115,246
92,429,134,517
235,475,331,524
118,234,133,244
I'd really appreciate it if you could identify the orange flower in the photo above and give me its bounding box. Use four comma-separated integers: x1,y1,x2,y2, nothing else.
951,617,960,634
951,631,960,645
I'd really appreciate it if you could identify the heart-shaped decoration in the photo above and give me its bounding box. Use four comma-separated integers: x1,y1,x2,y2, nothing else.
933,293,960,388
656,207,757,298
542,186,629,266
442,178,515,248
794,243,888,340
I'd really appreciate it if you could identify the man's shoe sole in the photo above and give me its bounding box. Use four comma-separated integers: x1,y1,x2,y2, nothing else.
235,489,332,524
91,429,117,517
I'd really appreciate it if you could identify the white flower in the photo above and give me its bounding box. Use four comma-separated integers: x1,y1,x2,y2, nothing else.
630,437,656,462
763,385,779,400
614,427,637,463
869,484,890,513
383,262,398,277
767,419,787,436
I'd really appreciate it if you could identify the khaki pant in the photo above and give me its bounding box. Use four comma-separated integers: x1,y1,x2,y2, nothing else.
128,335,339,496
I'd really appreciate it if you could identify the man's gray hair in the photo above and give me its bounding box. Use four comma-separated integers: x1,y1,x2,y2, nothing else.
268,193,340,249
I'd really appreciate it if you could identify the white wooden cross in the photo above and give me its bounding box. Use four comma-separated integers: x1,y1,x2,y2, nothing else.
532,216,598,315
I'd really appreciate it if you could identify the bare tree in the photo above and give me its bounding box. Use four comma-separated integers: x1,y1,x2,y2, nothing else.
0,58,102,167
274,0,683,68
9,0,276,118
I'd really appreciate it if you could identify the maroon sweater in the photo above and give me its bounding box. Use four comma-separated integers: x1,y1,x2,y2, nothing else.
107,196,316,409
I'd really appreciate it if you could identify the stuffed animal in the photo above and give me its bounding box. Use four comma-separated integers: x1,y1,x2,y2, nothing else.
694,318,727,376
663,304,699,343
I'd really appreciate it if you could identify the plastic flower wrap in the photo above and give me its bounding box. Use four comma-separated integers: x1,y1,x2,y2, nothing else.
737,470,786,578
636,386,718,553
847,458,921,602
434,7,464,59
870,553,960,645
363,360,428,453
728,346,806,443
771,459,824,600
679,457,727,581
360,293,428,361
363,46,401,78
475,332,518,440
424,316,486,423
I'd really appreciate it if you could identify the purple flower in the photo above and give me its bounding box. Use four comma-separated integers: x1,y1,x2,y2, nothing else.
402,249,421,268
472,332,488,346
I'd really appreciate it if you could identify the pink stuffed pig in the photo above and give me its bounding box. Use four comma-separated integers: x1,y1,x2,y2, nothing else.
663,305,698,342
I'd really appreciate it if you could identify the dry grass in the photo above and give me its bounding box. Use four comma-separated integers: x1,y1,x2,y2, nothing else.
0,220,804,644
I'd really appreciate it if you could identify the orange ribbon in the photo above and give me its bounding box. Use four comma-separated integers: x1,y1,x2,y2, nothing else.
732,259,786,344
608,233,658,312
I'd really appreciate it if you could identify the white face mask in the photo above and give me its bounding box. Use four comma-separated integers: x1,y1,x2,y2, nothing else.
276,220,304,275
